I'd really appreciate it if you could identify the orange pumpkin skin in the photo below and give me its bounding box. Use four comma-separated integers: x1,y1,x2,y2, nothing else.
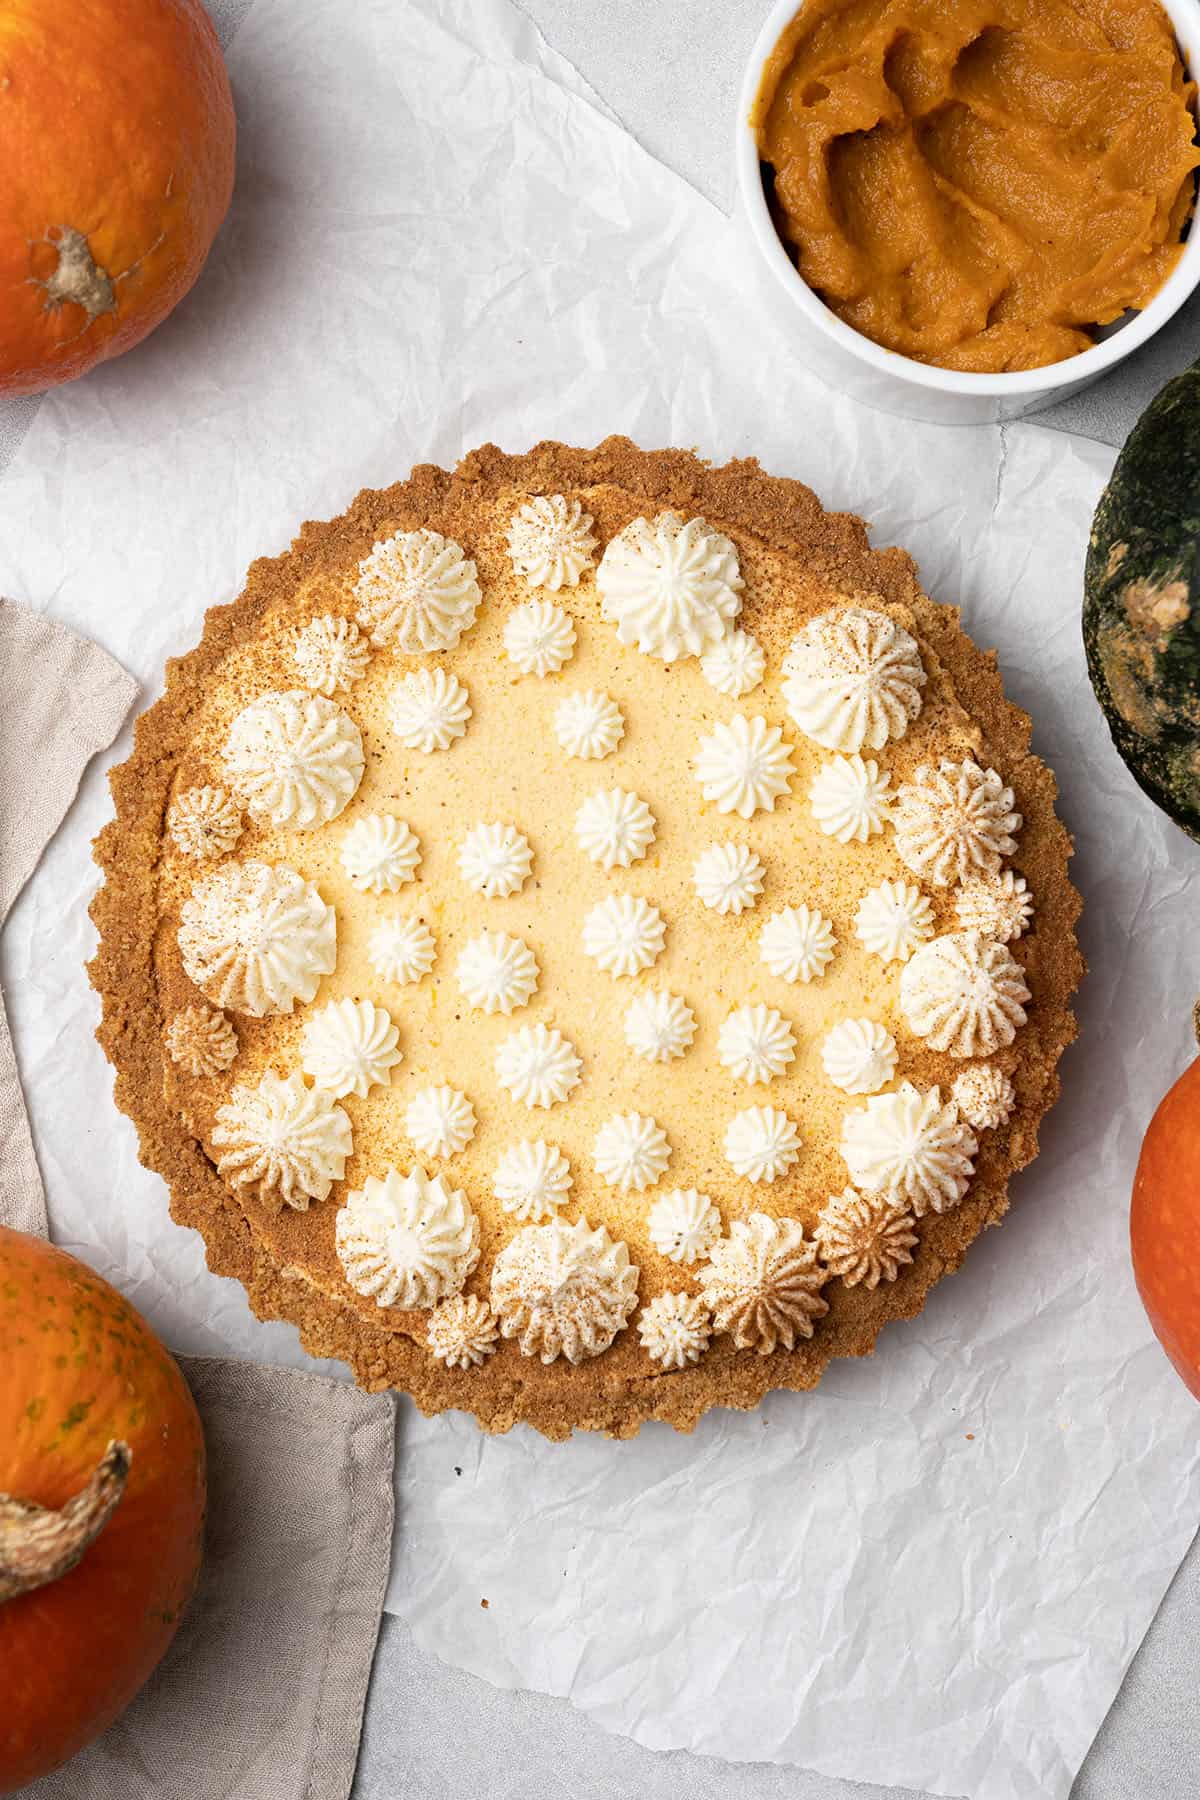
0,1227,206,1794
1131,1057,1200,1402
0,0,236,398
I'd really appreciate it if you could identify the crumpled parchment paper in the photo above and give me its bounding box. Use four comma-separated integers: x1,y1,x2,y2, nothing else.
0,2,1197,1796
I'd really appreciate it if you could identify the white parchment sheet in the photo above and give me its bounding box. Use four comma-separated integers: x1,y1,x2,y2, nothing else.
1,2,1198,1796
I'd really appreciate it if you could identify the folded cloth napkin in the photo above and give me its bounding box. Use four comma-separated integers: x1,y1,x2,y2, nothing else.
0,598,395,1800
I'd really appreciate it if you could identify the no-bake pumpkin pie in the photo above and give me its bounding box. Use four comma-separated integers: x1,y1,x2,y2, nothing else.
90,439,1082,1438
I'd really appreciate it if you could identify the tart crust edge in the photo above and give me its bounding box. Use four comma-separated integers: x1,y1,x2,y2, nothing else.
87,436,1083,1440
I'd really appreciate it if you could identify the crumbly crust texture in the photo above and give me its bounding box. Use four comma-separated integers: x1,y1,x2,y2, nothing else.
90,439,1082,1439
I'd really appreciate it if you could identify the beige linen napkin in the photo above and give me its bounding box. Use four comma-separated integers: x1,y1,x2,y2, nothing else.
0,600,138,1236
1,598,395,1800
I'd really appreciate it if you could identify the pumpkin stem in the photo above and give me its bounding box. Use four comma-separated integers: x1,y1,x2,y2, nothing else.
1194,998,1200,1049
0,1440,131,1604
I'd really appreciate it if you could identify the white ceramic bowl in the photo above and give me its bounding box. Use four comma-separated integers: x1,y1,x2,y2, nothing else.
736,0,1200,424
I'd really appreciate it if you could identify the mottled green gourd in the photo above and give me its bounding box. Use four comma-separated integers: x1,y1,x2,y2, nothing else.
1084,361,1200,842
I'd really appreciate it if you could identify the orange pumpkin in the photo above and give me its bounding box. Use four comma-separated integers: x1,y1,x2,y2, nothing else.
0,0,236,398
0,1226,206,1794
1131,1012,1200,1402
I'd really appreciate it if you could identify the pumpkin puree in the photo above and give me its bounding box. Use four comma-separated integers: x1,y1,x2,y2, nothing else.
752,0,1200,371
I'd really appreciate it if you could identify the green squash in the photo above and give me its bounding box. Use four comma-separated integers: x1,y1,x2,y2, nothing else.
1084,361,1200,842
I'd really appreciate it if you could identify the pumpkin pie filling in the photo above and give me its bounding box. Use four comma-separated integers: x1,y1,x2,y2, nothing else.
752,0,1200,372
